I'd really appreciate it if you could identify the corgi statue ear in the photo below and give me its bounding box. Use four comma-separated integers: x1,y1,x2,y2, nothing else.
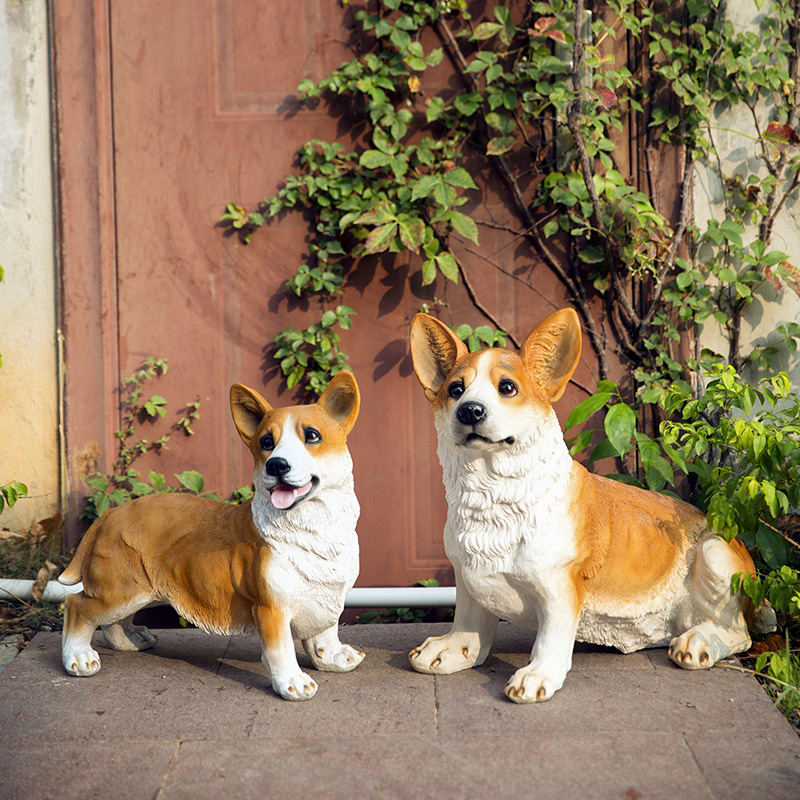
520,308,582,402
230,383,272,446
409,314,468,402
318,371,360,434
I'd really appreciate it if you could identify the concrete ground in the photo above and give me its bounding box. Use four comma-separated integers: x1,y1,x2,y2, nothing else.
0,622,798,800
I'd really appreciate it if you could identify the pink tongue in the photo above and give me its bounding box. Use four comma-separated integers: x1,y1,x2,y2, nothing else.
270,481,312,510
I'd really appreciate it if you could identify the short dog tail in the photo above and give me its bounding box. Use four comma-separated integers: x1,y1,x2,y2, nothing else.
57,523,98,586
58,559,83,586
742,586,778,635
748,601,778,636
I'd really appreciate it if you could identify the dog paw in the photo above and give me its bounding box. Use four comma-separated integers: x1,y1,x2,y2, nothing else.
63,645,102,677
669,630,727,670
103,623,157,652
312,643,365,673
503,666,560,703
408,633,480,675
272,672,318,701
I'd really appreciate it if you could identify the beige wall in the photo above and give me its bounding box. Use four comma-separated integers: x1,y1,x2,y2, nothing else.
0,0,60,530
695,1,800,381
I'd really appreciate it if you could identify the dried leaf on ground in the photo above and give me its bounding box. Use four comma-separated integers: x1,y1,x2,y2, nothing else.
31,560,58,603
747,633,786,656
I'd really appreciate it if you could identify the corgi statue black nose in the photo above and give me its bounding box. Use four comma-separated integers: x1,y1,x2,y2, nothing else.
265,457,291,477
456,402,486,426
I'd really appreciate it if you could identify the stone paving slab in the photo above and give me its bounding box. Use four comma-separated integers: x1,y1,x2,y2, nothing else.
0,623,798,800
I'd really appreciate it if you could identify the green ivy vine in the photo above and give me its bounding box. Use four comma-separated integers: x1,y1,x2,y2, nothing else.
221,0,800,723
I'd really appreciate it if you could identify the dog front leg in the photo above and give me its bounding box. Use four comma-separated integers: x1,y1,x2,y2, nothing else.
303,625,365,673
253,605,318,701
409,565,498,675
504,579,581,703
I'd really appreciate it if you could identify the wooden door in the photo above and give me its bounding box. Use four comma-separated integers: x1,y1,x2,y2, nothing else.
52,0,608,587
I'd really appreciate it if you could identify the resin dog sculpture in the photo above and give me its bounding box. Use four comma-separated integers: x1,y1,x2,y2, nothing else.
407,309,773,703
59,372,364,701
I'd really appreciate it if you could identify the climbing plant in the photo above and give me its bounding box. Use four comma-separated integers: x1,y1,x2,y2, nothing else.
223,0,800,393
82,358,252,520
221,0,800,714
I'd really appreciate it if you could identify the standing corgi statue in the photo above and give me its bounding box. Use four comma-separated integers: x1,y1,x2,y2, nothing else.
407,309,774,703
58,372,364,701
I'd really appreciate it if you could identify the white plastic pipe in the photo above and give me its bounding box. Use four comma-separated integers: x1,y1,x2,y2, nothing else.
0,579,455,608
344,586,456,608
0,579,83,603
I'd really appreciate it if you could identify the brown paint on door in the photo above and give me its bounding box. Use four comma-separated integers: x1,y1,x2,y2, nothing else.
53,0,628,587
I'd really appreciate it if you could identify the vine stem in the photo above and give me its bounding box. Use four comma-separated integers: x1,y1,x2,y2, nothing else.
758,516,800,554
641,141,694,327
566,0,641,359
435,14,609,382
716,662,799,695
451,251,519,349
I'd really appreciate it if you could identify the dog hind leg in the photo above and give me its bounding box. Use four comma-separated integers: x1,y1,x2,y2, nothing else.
102,612,157,651
303,624,365,672
669,536,752,670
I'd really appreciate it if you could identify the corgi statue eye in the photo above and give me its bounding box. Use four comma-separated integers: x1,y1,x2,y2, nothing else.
498,379,518,397
448,381,465,400
260,434,275,451
305,428,322,444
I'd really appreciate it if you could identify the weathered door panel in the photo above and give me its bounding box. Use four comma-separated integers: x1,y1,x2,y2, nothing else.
56,0,626,587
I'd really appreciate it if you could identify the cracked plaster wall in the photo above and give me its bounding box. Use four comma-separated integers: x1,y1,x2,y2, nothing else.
0,0,60,530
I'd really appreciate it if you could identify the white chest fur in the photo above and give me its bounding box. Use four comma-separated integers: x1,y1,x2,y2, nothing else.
437,409,576,624
252,477,360,641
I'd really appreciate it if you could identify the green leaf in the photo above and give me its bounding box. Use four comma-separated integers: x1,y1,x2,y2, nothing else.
176,470,205,494
564,392,613,432
756,523,790,570
487,136,515,156
148,470,166,490
364,222,398,254
421,258,437,286
435,252,459,283
355,202,396,225
129,480,154,497
396,216,425,252
86,474,109,491
589,438,621,462
144,395,167,418
359,150,391,169
426,96,445,123
286,365,304,389
578,245,605,264
604,402,637,457
473,325,495,344
411,175,441,201
568,428,595,455
390,26,411,48
471,21,502,40
763,249,790,267
444,168,478,190
389,154,408,180
448,210,479,243
426,48,443,67
453,92,482,116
